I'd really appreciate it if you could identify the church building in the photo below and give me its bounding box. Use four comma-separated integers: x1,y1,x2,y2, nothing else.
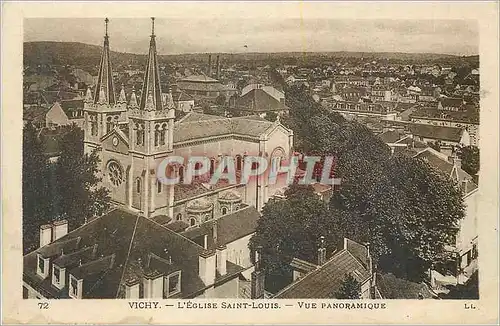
83,18,294,222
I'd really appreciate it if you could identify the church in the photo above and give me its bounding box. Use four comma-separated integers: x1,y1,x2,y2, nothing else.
23,18,293,300
83,18,294,222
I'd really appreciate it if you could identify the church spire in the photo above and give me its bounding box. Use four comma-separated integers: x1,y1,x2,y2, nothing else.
139,17,163,111
94,17,116,105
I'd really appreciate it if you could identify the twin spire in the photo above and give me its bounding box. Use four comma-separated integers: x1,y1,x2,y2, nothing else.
94,18,115,105
93,18,164,111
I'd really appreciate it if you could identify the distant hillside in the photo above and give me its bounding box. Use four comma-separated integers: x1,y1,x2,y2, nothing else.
24,41,479,68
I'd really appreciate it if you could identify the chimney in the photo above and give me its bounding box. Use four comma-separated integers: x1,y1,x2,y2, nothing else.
212,220,218,245
198,250,216,286
251,246,265,299
125,278,140,299
216,55,220,80
317,236,327,265
216,244,227,276
143,270,164,298
40,224,52,247
53,219,68,241
208,55,212,77
364,242,373,277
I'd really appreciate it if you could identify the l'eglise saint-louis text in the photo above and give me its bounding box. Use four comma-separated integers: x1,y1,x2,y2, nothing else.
177,301,281,309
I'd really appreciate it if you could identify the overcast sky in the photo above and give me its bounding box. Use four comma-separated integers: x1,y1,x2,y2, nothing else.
24,18,478,56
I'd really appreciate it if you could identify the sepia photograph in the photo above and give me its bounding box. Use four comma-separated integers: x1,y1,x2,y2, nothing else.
2,1,499,324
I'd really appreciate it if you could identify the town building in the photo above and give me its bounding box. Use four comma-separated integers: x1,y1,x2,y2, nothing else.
413,147,478,288
322,99,398,120
233,84,289,117
177,75,237,102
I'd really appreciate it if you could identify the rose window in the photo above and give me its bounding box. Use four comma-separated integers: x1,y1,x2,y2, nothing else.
108,161,124,187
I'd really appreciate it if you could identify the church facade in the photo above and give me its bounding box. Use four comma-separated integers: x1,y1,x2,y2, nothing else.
83,18,294,227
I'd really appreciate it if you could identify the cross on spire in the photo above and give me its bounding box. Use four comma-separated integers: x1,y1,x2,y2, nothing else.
151,17,155,36
105,18,109,36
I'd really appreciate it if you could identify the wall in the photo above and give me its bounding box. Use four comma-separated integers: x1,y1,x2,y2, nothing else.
226,234,254,268
46,103,70,127
213,277,239,298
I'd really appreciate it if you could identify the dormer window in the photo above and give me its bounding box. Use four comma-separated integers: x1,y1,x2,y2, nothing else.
164,271,181,298
54,266,60,284
68,274,82,299
37,254,49,278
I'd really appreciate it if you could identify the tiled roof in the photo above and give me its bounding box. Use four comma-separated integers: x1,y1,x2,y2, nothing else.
376,273,436,299
440,97,464,108
181,205,260,249
275,249,370,299
409,124,464,142
23,208,243,299
23,106,50,122
173,113,276,144
378,130,404,144
236,88,285,112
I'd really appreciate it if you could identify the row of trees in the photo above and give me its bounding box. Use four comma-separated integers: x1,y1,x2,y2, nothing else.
23,124,110,254
250,85,465,293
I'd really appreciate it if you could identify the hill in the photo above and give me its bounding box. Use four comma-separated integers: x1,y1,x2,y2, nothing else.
24,41,479,68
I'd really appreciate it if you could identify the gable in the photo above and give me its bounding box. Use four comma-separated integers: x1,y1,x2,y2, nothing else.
101,128,129,155
46,102,70,125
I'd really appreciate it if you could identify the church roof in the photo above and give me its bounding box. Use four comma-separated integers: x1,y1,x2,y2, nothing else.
93,18,116,106
173,113,276,144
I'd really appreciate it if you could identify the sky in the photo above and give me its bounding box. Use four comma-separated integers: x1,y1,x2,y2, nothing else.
24,18,479,56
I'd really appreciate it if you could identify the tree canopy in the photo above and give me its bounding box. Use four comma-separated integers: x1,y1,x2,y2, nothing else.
334,274,361,299
250,85,465,283
22,124,110,253
459,145,480,176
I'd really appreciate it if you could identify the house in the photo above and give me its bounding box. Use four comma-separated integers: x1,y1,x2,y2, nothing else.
438,98,466,112
408,124,470,153
274,238,375,299
413,147,478,287
375,273,437,299
46,99,85,128
177,75,237,102
370,85,391,102
339,86,368,102
409,107,479,146
23,208,253,299
323,99,398,120
234,84,289,117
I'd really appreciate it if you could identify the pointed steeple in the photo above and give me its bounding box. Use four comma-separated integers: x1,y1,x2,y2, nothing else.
84,87,93,103
139,17,163,111
129,86,138,108
94,18,116,105
118,84,126,103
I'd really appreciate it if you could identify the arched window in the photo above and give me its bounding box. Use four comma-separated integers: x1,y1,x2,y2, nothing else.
179,166,184,184
106,116,113,134
157,179,162,194
176,213,182,221
136,178,141,193
107,161,124,187
154,125,160,147
190,218,196,227
160,123,167,145
236,155,242,171
209,159,215,177
221,207,228,215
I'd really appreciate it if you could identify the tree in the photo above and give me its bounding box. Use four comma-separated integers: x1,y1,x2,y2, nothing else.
264,111,278,122
249,184,333,292
215,94,226,107
459,145,480,176
334,274,361,299
273,86,465,282
52,125,111,228
429,140,441,152
23,123,51,253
